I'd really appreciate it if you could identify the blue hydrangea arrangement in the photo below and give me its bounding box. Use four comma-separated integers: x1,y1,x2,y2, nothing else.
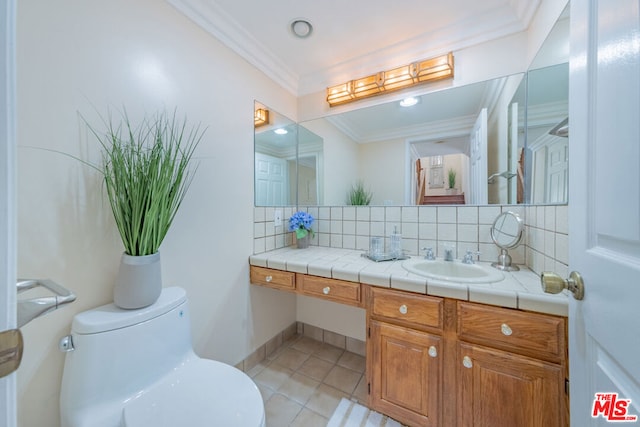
289,211,315,239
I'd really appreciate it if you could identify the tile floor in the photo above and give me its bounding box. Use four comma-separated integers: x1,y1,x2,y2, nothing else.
247,334,368,427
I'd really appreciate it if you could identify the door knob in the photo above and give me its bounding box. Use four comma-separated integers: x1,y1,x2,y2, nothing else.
541,271,585,300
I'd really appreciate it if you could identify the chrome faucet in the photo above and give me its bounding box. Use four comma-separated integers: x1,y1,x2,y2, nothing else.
462,250,481,264
443,248,454,262
422,247,435,260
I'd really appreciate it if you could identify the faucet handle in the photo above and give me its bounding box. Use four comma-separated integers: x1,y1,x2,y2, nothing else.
421,247,436,260
462,250,481,264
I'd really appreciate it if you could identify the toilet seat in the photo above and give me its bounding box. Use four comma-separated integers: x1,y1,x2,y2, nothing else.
123,358,265,427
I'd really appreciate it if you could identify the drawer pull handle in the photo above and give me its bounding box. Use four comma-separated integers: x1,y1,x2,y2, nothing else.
463,356,473,369
323,287,330,295
399,304,408,315
265,275,273,282
428,346,438,358
501,323,512,336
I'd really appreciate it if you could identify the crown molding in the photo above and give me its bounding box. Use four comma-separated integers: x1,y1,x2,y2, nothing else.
298,3,536,95
165,0,299,95
167,0,541,97
527,100,568,127
327,114,477,145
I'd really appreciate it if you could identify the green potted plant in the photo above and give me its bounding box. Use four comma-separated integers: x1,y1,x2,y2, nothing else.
90,109,204,309
347,180,373,205
447,168,457,194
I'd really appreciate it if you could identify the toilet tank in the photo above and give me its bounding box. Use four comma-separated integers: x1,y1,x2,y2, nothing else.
60,287,195,427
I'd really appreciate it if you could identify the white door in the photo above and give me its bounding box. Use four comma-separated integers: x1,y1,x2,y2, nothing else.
254,152,288,206
545,139,568,204
568,0,640,425
468,108,488,205
1,0,17,426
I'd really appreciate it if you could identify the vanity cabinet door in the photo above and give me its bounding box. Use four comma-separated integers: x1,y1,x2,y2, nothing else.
457,341,566,427
370,320,441,427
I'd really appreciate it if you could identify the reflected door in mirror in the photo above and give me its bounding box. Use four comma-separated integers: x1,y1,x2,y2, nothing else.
255,153,289,205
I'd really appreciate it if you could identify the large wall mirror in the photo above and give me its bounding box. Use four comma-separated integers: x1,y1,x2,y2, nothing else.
254,102,324,206
255,5,569,207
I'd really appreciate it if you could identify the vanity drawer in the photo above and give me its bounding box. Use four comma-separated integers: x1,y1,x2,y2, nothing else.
297,274,361,306
457,301,566,362
370,287,443,330
250,266,296,291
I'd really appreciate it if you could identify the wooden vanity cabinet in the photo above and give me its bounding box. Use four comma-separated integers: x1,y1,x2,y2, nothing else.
248,265,568,426
366,289,568,427
455,302,568,427
368,287,444,427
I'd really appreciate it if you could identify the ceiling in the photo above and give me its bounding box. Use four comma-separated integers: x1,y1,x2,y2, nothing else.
166,0,541,95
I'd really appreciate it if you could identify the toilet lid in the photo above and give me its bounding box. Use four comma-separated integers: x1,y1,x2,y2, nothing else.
123,359,265,427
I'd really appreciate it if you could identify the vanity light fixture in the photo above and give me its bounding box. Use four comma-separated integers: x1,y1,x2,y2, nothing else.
326,52,454,107
254,108,269,128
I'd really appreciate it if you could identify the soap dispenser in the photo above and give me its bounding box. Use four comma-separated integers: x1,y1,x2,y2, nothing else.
390,225,402,258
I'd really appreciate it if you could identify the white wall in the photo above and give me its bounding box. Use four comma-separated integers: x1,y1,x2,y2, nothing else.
16,1,296,426
299,118,359,205
297,30,529,123
358,138,406,205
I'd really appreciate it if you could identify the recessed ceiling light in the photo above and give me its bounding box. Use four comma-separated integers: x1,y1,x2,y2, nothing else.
399,97,420,107
274,128,288,135
290,19,313,39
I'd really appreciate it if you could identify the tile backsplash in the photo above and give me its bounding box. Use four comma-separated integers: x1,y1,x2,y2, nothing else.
253,205,568,276
524,205,569,278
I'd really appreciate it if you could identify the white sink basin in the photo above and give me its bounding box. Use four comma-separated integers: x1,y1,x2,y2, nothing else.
402,258,504,284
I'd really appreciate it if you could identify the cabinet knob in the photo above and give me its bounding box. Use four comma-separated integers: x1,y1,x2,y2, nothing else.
399,304,408,315
501,323,512,336
463,356,473,369
428,346,438,358
265,275,273,282
323,286,330,295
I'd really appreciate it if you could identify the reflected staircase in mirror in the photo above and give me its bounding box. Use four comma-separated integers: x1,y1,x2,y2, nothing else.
422,194,465,205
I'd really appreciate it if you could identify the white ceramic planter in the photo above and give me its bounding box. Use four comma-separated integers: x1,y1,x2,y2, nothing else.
114,252,162,309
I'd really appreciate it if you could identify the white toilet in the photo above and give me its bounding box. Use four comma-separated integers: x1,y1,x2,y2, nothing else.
59,287,265,427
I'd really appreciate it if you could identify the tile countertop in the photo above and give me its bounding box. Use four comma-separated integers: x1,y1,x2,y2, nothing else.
249,246,569,317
